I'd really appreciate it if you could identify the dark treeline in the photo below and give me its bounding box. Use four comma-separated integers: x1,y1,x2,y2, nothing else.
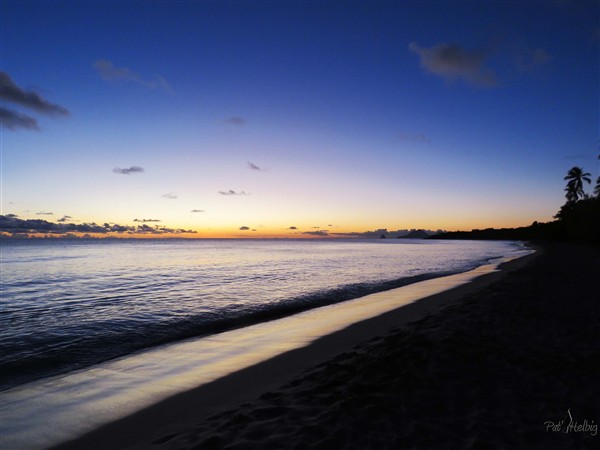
432,160,600,243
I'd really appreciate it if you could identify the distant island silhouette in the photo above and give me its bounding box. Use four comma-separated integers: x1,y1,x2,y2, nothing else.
397,229,431,239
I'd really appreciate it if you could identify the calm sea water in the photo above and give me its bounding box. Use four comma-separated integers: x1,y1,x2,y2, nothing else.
0,238,524,391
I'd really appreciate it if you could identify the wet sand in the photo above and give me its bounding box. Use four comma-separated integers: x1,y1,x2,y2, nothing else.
52,242,600,450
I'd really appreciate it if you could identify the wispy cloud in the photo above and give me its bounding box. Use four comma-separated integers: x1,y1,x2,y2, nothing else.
113,166,144,175
219,190,248,196
94,60,172,93
1,72,70,115
239,226,250,231
0,107,39,130
190,209,205,213
162,193,178,199
36,211,53,215
0,215,196,236
396,132,431,146
225,116,245,126
247,161,263,171
514,47,551,72
409,42,497,87
0,72,69,131
57,215,72,223
288,226,298,230
134,218,161,223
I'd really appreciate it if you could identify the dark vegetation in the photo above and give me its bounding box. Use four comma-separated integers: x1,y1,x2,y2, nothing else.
396,229,431,239
432,157,600,243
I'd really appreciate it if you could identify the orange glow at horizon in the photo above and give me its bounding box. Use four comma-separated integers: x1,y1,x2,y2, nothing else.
1,211,549,240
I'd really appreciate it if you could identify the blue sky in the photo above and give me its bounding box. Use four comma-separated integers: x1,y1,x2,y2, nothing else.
1,1,598,237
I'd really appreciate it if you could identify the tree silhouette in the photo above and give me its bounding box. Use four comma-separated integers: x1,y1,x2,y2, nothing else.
597,153,600,197
564,166,591,202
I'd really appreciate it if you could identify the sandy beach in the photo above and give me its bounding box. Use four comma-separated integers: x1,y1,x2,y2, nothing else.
51,242,599,450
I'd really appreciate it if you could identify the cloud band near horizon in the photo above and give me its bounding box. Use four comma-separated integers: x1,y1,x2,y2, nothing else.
0,215,195,236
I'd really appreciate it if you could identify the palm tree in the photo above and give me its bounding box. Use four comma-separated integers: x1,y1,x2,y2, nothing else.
564,166,591,202
596,153,600,197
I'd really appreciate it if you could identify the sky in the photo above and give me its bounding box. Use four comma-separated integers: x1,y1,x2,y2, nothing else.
1,1,598,238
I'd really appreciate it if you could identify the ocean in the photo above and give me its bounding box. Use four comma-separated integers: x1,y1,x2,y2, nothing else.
0,238,525,392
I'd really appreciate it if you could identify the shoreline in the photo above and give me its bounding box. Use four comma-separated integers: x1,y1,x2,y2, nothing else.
0,238,515,394
47,245,543,450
